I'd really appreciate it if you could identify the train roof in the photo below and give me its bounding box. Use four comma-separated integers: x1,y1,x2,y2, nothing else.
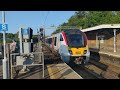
63,29,83,34
62,28,80,32
46,29,82,39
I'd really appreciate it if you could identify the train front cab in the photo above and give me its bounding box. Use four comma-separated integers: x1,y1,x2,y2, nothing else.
68,32,90,64
68,33,90,64
59,31,90,65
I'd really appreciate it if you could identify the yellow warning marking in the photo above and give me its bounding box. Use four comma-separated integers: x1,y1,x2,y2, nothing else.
47,64,67,79
47,65,56,79
47,63,82,79
71,47,87,56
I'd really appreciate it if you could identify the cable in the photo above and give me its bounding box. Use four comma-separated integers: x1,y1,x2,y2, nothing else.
43,11,50,26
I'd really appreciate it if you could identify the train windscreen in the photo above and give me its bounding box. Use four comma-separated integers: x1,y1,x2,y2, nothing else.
63,29,86,48
66,34,85,48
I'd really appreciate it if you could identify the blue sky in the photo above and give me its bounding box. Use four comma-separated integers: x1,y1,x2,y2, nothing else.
0,11,75,36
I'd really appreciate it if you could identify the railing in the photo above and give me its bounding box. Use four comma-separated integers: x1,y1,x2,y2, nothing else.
10,52,44,79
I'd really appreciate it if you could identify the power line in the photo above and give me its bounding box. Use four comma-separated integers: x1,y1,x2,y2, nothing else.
43,11,50,26
45,26,82,30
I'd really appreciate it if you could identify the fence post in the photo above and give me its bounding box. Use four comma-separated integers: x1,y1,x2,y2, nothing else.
6,44,11,79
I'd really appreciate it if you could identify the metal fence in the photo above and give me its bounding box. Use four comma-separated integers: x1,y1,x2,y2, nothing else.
10,52,44,79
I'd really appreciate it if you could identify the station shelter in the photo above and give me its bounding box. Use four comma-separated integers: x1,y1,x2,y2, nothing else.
81,24,120,53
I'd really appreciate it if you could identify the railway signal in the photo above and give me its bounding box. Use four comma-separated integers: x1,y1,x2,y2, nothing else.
40,28,44,41
39,28,45,43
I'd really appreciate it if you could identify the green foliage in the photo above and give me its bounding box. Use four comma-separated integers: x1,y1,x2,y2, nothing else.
52,11,120,34
0,32,19,44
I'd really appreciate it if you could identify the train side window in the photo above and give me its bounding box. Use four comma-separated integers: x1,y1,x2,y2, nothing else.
54,37,57,46
60,34,63,41
49,38,52,44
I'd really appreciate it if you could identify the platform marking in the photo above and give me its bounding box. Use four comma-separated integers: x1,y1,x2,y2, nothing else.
47,63,82,79
47,64,62,79
47,65,56,79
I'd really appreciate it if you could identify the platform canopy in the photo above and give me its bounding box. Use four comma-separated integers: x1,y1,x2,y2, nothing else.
81,24,120,32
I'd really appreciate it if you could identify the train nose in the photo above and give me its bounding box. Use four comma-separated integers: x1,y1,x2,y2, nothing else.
70,48,87,56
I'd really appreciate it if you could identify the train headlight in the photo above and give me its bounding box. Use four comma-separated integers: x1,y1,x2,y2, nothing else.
69,50,73,55
84,50,87,54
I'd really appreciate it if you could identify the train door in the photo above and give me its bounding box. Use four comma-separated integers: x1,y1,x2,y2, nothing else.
49,38,51,47
57,34,60,50
60,34,65,45
54,37,57,50
52,37,54,49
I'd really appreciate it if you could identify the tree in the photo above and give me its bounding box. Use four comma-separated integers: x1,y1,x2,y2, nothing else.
52,11,120,34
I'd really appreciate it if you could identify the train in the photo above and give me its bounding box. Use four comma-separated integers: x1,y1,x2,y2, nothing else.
45,29,90,64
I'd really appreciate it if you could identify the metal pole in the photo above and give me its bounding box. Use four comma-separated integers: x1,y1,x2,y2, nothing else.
44,28,45,44
42,52,44,78
6,44,11,79
37,29,39,42
113,29,116,52
96,34,98,49
2,11,8,79
19,27,23,54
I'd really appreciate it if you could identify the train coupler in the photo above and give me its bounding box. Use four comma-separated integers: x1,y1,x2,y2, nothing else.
74,57,84,64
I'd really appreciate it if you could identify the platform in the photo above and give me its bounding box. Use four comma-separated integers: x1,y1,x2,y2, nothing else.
90,48,120,58
46,63,82,79
0,60,82,79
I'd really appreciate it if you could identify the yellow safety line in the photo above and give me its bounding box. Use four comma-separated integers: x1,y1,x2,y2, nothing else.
47,63,82,79
47,65,55,79
47,64,64,79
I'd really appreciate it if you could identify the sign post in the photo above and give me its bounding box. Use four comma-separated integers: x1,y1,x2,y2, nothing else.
0,11,8,79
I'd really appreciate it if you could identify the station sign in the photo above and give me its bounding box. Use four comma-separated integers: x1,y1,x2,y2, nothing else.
0,23,8,31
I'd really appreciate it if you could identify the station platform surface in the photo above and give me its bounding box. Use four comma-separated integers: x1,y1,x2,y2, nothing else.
46,63,82,79
90,48,120,58
0,60,82,79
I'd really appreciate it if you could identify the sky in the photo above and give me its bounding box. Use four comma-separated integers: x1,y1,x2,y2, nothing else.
0,11,75,36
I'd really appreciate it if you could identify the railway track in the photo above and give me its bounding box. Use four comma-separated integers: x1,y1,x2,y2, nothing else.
42,43,62,64
68,53,120,79
41,43,120,79
68,55,120,79
42,44,104,79
68,62,104,79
